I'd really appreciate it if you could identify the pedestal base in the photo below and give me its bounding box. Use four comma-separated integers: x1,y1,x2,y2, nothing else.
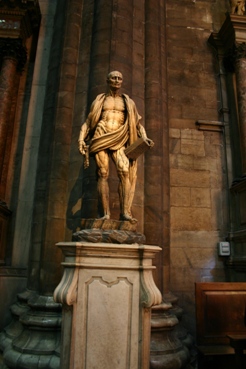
54,241,162,369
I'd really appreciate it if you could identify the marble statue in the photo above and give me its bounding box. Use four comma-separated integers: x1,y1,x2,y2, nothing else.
230,0,245,15
78,71,153,221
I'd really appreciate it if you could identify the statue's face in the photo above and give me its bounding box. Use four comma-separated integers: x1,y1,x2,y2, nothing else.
107,71,123,90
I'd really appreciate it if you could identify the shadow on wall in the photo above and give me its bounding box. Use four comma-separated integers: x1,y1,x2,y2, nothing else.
66,160,98,235
210,0,230,32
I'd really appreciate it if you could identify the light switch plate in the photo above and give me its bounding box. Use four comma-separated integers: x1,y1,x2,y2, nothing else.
218,241,230,256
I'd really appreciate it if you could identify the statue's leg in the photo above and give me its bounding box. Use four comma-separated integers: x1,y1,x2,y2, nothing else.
128,161,137,216
95,150,110,219
112,148,134,221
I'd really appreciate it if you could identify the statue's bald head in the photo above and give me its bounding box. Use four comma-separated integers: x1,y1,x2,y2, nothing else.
107,71,123,81
107,71,123,91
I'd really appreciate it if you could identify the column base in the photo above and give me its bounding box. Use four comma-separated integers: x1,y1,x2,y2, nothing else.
0,290,61,369
150,302,190,369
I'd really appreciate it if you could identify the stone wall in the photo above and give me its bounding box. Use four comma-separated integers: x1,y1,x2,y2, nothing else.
0,0,239,347
166,0,230,335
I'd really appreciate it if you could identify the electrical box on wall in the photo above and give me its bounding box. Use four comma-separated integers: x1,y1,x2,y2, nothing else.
218,242,230,256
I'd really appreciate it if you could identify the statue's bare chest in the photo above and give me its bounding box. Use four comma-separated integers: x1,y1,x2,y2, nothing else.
102,96,125,112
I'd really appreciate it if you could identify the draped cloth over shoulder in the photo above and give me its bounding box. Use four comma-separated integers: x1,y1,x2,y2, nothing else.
87,93,140,150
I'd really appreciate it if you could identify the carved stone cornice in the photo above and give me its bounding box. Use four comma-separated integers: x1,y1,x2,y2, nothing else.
0,37,27,70
208,13,246,72
0,0,41,40
234,41,246,59
218,13,246,51
222,42,246,72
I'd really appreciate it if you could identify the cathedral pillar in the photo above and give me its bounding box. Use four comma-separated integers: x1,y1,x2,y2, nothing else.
0,39,26,265
0,0,40,266
144,0,169,294
234,43,246,175
0,39,27,193
208,14,246,280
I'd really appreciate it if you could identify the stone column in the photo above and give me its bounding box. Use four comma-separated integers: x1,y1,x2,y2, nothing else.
234,43,246,175
0,1,73,368
0,39,27,193
144,0,169,292
54,241,162,369
210,14,246,279
215,13,246,177
0,39,26,266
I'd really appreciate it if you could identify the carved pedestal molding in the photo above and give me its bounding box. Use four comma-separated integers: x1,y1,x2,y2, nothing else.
0,289,61,369
54,241,162,369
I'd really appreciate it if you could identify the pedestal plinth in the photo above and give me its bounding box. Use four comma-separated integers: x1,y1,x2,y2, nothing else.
54,241,162,369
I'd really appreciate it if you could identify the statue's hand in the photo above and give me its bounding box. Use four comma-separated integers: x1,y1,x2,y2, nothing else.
78,140,87,155
144,138,154,147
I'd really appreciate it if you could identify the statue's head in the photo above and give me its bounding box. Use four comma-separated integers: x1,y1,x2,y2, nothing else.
107,71,123,90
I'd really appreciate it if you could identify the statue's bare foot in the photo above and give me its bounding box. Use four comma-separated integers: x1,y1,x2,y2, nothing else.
120,213,137,222
99,214,110,220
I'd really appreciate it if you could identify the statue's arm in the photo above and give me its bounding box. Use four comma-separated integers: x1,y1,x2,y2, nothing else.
78,120,90,155
137,122,154,147
78,94,105,155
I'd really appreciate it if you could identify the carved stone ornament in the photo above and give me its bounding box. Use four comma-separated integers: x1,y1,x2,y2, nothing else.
0,37,27,70
0,0,41,40
223,42,246,72
235,41,246,59
230,0,246,15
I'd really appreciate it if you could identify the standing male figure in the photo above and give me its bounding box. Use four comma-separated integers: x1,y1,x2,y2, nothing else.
78,71,153,221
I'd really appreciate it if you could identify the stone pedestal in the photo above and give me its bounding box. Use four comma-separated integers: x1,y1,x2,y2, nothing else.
54,241,162,369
